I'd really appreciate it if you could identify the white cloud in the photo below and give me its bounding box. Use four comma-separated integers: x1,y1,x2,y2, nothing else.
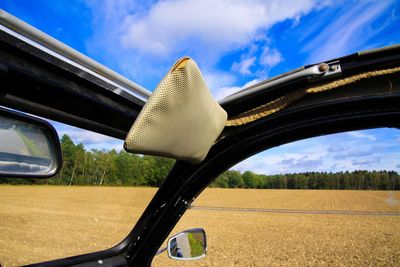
59,129,117,145
119,0,322,59
260,47,283,68
85,0,327,88
346,131,377,141
231,57,257,75
352,157,381,166
52,121,123,151
303,0,395,63
231,128,400,175
213,78,260,100
203,70,237,92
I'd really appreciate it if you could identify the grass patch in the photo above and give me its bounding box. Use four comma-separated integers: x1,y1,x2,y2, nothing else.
188,232,204,257
16,129,46,157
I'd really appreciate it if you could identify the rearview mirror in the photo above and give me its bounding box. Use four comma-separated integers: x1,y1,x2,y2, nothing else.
167,228,207,260
0,107,62,178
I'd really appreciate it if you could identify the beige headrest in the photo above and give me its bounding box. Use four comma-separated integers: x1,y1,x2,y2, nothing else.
124,57,227,164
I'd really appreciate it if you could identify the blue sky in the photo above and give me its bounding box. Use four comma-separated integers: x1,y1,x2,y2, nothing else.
1,0,399,174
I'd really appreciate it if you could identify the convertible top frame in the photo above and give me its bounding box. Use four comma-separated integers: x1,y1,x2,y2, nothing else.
0,10,149,139
1,9,400,267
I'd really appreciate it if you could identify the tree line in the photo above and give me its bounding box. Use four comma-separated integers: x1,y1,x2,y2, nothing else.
1,134,174,186
1,134,399,190
210,170,400,190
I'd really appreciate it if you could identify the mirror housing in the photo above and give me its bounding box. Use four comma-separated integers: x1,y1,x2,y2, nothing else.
167,228,207,261
0,107,62,178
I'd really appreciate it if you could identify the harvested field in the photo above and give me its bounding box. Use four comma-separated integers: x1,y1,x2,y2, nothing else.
0,186,399,266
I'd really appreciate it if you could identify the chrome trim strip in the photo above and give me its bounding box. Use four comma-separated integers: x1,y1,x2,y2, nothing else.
219,63,341,105
0,9,151,101
219,65,323,104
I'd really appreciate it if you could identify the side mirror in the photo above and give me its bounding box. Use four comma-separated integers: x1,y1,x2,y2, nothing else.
0,107,62,178
167,228,207,260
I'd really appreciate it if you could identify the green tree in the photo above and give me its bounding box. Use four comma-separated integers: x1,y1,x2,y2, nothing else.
242,171,259,188
226,171,244,188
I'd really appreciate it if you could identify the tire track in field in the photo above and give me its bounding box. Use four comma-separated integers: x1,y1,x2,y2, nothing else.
189,205,400,216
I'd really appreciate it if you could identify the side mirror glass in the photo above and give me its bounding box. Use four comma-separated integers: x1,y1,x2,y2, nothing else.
167,228,207,260
0,107,62,178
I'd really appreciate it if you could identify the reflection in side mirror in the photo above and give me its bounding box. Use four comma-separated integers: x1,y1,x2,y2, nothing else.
0,107,62,178
167,228,207,261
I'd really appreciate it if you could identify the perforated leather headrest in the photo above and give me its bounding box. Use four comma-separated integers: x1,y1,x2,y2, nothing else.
124,57,227,164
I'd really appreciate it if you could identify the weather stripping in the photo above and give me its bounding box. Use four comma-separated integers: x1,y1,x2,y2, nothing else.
226,65,400,126
358,44,400,56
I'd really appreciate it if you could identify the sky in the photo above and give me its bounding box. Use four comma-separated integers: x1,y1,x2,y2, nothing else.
1,0,399,174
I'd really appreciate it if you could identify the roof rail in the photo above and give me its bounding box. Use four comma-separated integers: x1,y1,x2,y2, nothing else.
0,9,151,101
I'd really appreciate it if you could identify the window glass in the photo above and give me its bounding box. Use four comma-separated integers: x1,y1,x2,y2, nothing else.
0,121,174,266
153,128,400,266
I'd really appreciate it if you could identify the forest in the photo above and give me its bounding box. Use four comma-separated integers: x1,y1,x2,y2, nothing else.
1,134,399,190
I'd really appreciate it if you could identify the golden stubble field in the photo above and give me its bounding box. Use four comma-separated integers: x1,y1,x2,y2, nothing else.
0,186,400,266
